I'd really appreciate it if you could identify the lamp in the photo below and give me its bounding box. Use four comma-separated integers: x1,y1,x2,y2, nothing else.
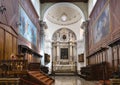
0,5,6,14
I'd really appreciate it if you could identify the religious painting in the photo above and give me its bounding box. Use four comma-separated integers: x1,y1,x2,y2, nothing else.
93,5,109,43
61,48,68,59
19,5,37,46
78,54,84,62
44,54,50,64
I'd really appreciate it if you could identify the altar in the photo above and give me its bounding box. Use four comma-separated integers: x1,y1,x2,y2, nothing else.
53,61,76,73
52,28,77,74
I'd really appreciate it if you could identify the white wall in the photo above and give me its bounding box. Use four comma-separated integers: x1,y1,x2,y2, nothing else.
44,20,85,73
42,2,88,74
88,0,97,16
31,0,40,17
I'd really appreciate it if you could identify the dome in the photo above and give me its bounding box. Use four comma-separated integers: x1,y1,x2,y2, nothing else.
44,3,84,25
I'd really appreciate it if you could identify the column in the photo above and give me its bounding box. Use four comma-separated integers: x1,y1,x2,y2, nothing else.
54,46,57,61
81,20,89,65
69,42,73,61
73,45,76,62
40,20,47,65
56,42,60,61
75,46,77,62
74,45,77,62
52,45,56,61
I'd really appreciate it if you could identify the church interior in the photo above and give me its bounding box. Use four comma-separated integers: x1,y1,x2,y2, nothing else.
0,0,120,85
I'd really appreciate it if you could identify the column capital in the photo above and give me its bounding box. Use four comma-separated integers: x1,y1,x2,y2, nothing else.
39,20,48,29
81,20,89,29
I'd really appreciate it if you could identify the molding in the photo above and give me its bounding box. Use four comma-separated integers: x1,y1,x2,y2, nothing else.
87,46,108,58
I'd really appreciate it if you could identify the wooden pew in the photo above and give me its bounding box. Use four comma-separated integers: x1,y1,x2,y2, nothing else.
0,78,20,85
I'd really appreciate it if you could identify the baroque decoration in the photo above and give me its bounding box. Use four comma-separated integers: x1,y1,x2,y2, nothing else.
52,28,77,73
52,28,76,42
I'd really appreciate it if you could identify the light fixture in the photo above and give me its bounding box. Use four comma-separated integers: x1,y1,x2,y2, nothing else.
61,13,67,22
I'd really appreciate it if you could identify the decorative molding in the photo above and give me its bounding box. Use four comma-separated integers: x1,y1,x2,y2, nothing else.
45,3,83,26
52,28,76,42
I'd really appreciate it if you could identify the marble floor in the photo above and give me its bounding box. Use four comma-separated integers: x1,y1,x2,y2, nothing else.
52,76,97,85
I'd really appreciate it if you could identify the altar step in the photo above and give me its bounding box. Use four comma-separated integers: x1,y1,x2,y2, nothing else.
28,71,55,85
52,72,77,76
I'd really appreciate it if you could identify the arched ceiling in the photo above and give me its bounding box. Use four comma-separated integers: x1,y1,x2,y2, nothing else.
44,3,85,25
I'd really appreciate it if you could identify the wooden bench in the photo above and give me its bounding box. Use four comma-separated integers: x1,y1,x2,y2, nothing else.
0,78,20,85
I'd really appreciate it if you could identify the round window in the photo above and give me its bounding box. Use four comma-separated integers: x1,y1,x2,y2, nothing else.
63,35,66,40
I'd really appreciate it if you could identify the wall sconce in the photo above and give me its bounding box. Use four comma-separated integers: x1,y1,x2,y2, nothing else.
0,5,6,14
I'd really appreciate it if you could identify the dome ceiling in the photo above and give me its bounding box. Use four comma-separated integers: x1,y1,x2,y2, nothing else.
45,3,83,25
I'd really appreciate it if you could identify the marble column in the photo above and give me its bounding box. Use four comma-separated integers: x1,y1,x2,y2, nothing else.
69,42,73,61
72,45,75,61
56,42,60,61
53,45,56,61
73,44,77,62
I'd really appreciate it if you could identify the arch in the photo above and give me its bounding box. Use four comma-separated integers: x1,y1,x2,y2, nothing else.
52,28,77,41
42,2,85,74
43,2,85,24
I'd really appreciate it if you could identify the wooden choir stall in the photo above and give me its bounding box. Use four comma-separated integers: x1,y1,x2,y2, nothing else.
0,58,54,85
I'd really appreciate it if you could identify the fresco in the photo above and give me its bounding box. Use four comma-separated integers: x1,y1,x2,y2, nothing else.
93,5,109,43
19,6,37,46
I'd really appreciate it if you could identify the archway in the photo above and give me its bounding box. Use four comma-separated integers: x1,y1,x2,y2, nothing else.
42,2,86,74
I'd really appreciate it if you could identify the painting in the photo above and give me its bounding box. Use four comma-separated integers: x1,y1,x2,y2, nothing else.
78,54,84,62
19,5,37,46
44,54,50,64
61,48,68,59
93,5,109,43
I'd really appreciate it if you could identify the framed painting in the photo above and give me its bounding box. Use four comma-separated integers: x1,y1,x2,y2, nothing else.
78,54,84,62
44,54,50,64
60,48,68,59
19,5,37,46
93,4,110,43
